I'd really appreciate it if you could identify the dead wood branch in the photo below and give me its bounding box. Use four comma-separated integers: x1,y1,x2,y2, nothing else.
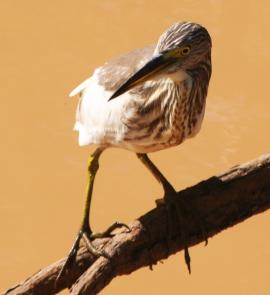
2,153,270,295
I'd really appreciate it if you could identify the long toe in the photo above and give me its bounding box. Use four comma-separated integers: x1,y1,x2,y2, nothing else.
56,221,130,286
82,231,107,257
163,190,209,273
175,195,208,246
162,191,192,273
83,221,131,258
55,231,84,285
90,221,131,239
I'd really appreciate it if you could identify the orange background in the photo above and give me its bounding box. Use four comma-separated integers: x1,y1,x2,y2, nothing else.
1,1,270,294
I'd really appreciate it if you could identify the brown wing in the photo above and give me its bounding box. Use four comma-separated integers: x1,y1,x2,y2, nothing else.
97,44,155,92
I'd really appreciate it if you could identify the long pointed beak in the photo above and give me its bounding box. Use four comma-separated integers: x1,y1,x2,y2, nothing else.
108,52,175,100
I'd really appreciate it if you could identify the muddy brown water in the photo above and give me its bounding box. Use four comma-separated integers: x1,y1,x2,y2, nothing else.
1,1,270,294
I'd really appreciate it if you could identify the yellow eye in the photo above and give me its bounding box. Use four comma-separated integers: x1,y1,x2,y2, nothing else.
181,46,191,55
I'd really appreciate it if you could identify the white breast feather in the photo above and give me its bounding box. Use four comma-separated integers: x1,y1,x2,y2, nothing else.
71,69,131,147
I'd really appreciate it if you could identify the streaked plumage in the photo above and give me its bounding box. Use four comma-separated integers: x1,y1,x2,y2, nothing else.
57,22,212,281
70,22,211,153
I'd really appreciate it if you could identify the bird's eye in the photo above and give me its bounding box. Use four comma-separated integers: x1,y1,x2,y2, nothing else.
181,46,191,55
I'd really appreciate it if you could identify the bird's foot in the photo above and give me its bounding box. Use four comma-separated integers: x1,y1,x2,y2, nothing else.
160,187,192,273
55,222,130,285
156,185,208,274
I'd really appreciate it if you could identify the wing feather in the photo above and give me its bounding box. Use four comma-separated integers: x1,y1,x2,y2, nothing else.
69,44,155,97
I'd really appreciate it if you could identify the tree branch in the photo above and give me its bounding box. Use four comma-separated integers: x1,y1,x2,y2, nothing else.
2,153,270,295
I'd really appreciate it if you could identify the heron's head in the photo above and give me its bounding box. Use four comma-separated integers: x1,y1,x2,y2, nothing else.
109,22,212,100
156,22,212,72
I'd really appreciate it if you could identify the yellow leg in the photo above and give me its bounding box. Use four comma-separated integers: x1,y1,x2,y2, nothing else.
136,153,192,273
81,148,103,233
136,153,175,199
56,148,129,284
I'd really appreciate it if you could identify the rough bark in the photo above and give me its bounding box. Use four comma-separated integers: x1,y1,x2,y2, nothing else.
2,153,270,295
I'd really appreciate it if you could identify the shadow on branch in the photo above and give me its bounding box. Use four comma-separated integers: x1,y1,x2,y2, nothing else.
2,153,270,295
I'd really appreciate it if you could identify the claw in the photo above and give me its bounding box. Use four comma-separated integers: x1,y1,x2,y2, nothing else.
161,188,197,274
162,191,208,273
82,232,107,257
91,222,131,238
55,221,130,287
177,197,208,246
184,247,191,274
170,195,191,273
55,232,82,286
136,153,207,274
